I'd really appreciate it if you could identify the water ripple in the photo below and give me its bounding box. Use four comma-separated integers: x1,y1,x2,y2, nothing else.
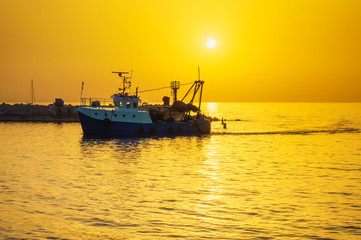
1,104,361,239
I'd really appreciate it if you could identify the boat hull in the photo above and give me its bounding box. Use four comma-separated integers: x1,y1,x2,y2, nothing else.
78,111,200,137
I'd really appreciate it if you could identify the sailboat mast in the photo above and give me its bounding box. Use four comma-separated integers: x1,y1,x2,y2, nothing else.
31,79,35,105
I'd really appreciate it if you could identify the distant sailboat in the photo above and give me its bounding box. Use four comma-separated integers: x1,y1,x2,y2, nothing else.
31,79,35,105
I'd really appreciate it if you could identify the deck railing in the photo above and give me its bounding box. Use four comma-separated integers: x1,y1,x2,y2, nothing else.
80,98,114,108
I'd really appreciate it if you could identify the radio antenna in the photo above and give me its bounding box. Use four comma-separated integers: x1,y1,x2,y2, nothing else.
112,71,131,95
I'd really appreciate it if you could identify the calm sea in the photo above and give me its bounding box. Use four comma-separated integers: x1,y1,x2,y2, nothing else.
1,103,361,240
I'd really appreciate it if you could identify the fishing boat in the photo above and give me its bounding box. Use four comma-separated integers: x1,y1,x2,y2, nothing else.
78,71,211,137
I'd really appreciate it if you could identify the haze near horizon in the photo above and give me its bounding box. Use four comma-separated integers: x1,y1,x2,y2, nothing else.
0,0,360,103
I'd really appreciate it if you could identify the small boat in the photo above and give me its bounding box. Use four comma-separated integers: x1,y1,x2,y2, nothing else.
78,71,211,137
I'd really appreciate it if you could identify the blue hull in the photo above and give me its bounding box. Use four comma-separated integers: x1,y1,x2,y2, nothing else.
78,112,200,138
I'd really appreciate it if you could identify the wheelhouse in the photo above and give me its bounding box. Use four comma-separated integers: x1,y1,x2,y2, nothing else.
111,94,140,112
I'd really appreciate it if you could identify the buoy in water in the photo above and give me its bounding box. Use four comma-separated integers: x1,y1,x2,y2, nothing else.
221,118,227,129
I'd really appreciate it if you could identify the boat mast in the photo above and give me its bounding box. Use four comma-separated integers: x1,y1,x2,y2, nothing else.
112,71,130,95
80,81,84,105
31,79,35,105
198,66,203,111
180,67,204,110
171,81,180,104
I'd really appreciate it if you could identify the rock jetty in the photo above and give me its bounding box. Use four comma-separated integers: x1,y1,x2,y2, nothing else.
0,99,79,122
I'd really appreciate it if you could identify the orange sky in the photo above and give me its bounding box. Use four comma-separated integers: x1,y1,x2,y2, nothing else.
0,0,360,102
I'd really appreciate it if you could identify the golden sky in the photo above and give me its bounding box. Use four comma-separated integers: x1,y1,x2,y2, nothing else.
0,0,360,102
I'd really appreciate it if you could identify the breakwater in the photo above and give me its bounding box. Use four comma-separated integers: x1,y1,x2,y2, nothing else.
0,101,79,122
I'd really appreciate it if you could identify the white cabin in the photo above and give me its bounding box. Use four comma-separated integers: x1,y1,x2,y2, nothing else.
112,94,140,112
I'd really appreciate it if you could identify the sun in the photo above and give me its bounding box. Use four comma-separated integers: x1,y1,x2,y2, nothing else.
206,39,216,48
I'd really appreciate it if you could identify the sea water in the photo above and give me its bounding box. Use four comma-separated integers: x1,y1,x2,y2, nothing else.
0,103,360,239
